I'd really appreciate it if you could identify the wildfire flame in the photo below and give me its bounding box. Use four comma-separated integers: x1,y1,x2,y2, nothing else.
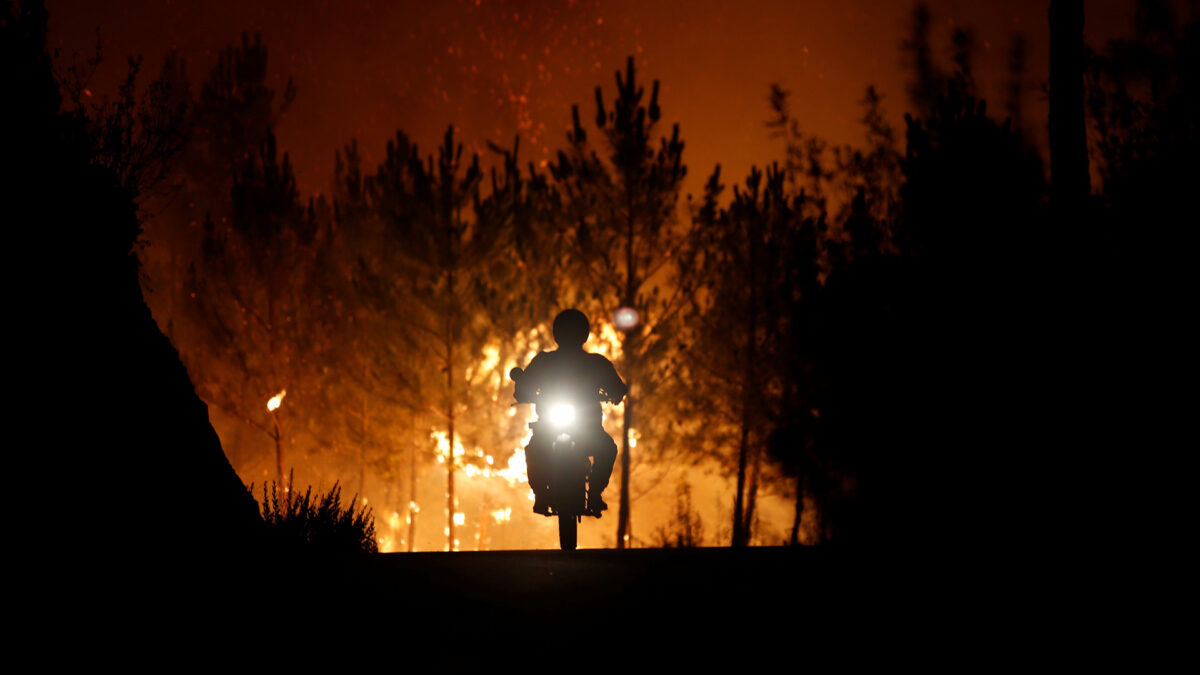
267,389,286,412
365,324,630,550
431,429,466,463
587,319,623,360
497,446,528,486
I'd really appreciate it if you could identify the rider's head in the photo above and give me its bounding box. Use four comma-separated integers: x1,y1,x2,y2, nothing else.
552,309,589,349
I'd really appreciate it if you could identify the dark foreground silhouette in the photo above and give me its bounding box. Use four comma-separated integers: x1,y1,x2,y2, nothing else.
6,1,262,617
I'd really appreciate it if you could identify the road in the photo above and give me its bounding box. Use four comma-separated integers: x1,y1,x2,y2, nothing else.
298,545,884,658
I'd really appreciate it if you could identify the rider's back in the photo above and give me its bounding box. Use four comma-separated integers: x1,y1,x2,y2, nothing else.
521,348,625,423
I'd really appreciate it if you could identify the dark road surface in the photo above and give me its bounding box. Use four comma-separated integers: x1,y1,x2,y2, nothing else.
354,546,825,619
116,544,957,664
295,545,896,657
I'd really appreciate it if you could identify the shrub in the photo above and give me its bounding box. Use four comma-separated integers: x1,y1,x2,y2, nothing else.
255,473,378,554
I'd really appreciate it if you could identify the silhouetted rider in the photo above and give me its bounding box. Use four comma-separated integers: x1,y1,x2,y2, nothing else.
514,309,626,516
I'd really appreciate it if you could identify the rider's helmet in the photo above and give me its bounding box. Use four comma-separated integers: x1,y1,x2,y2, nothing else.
552,309,589,348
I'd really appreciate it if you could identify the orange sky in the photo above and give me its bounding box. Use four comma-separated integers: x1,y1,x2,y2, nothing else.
47,0,1141,201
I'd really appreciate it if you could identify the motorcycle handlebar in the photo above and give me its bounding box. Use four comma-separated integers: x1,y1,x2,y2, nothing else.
513,390,617,405
512,364,621,404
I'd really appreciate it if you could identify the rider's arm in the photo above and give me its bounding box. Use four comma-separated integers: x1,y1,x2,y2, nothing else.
514,352,547,403
595,355,628,404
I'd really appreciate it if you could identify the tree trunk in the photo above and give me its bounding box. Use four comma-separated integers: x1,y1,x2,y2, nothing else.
790,472,804,545
359,372,368,499
1049,0,1089,212
408,438,418,552
733,216,759,547
617,374,633,549
742,446,761,544
732,408,750,546
272,412,285,492
446,298,456,552
475,504,482,551
617,194,637,550
268,283,281,490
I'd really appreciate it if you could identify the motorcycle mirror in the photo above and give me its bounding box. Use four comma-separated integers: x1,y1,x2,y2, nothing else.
509,367,524,382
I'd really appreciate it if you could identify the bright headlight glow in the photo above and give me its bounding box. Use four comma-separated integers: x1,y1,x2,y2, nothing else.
548,403,576,427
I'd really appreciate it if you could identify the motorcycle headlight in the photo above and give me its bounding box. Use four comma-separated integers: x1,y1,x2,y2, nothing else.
548,403,576,428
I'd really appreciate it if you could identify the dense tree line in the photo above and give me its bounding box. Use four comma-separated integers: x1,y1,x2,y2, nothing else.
11,0,1187,554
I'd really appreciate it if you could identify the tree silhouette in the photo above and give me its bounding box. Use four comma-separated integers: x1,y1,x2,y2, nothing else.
330,132,562,551
550,57,690,548
186,31,295,210
887,23,1047,547
366,125,513,551
186,129,325,492
651,480,705,547
900,2,945,115
139,33,296,350
680,163,810,546
1079,0,1197,544
1004,32,1031,140
325,138,432,549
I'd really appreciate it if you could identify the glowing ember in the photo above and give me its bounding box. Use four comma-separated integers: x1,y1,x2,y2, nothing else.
266,389,286,412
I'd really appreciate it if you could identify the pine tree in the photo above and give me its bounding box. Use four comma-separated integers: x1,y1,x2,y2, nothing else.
325,137,431,549
550,57,689,548
139,33,295,349
186,129,325,492
366,126,503,551
680,163,819,546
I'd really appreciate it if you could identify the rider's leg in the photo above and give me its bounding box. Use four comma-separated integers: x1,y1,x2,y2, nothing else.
525,432,552,515
587,432,618,514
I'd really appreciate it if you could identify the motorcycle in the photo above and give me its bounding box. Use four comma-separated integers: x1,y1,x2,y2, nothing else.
510,366,607,551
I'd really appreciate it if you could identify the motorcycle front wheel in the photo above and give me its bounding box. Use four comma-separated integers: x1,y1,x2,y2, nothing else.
558,514,578,550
